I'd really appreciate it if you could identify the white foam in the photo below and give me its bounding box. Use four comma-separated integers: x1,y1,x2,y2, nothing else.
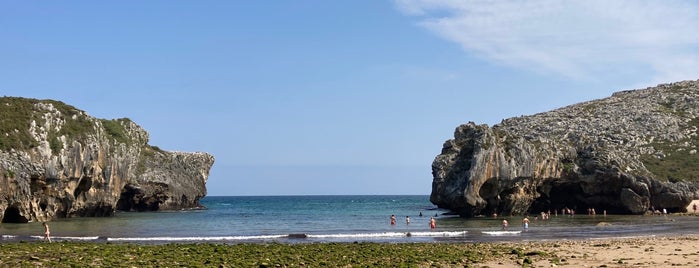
307,232,406,239
27,235,100,241
408,231,468,237
107,235,287,242
54,236,101,240
482,231,522,236
307,231,467,239
104,231,470,242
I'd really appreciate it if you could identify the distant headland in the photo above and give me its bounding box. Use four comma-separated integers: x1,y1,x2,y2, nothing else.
0,97,214,223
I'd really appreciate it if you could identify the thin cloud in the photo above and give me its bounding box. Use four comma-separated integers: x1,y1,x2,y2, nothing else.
395,0,699,84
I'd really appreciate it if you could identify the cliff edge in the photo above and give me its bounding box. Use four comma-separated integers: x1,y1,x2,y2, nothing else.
0,97,214,223
432,80,699,217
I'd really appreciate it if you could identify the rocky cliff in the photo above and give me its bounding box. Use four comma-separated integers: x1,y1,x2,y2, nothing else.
0,97,214,223
431,80,699,217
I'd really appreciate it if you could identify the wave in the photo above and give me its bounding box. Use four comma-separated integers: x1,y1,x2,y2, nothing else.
29,235,101,241
107,234,287,242
307,231,467,239
0,235,103,241
3,231,468,243
482,231,522,236
106,231,468,242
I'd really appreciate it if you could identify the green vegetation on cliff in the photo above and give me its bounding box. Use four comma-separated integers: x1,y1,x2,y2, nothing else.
0,97,134,152
0,97,41,150
640,117,699,183
101,118,133,144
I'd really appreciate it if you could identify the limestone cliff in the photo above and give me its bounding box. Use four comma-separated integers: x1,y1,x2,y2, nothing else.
431,80,699,217
0,97,214,223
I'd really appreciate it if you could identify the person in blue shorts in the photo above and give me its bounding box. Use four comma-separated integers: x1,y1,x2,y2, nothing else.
522,217,530,230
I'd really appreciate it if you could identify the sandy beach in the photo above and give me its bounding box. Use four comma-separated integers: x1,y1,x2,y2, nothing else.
480,234,699,267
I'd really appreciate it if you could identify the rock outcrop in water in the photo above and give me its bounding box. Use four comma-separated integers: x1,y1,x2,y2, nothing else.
431,80,699,217
0,97,214,223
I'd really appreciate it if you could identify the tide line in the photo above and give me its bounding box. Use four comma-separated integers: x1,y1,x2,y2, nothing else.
105,231,469,242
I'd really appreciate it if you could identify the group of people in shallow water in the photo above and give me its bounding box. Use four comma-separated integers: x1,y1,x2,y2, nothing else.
495,207,592,230
390,213,437,229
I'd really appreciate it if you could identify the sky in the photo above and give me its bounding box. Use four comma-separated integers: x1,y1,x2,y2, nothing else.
2,1,699,196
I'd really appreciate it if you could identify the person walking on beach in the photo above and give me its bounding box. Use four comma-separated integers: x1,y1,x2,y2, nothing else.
42,222,51,243
390,214,396,225
429,217,436,229
502,219,509,230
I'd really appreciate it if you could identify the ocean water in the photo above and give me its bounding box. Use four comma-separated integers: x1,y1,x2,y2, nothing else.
2,195,698,243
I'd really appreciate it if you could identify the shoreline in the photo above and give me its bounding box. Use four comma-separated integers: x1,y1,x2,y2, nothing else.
1,234,697,267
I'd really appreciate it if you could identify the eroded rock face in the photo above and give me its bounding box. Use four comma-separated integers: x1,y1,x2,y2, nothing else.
0,98,214,222
431,80,699,217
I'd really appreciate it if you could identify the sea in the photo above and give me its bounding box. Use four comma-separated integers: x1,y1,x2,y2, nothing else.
2,195,698,244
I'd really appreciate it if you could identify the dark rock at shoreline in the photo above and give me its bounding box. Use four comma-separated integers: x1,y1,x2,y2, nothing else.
431,80,699,217
288,233,308,239
0,97,214,222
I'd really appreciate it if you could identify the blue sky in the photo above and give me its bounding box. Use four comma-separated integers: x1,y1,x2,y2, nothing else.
2,1,699,195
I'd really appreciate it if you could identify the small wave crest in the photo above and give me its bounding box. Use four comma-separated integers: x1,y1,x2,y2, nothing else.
482,231,522,236
306,231,467,239
26,235,101,241
105,231,469,242
107,235,287,242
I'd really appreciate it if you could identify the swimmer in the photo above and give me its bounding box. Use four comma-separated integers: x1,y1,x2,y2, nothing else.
502,219,509,230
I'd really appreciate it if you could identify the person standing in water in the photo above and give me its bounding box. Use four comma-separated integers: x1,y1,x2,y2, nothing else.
390,214,396,225
522,217,530,230
502,219,509,230
429,217,436,229
405,216,410,225
42,222,51,243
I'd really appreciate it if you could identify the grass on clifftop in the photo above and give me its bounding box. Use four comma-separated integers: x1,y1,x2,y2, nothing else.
0,97,41,150
640,118,699,183
0,97,135,152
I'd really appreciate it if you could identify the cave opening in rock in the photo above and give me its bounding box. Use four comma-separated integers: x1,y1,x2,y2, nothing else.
116,184,138,211
117,184,162,212
530,181,627,215
2,206,28,223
